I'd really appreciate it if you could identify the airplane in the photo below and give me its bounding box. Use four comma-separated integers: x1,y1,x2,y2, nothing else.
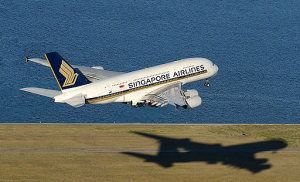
20,52,218,109
123,132,288,173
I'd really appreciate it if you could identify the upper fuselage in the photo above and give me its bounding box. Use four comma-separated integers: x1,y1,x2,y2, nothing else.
54,58,218,104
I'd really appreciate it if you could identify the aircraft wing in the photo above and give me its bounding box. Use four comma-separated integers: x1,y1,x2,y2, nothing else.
142,82,186,108
72,65,123,82
25,58,50,67
25,57,123,82
225,140,288,152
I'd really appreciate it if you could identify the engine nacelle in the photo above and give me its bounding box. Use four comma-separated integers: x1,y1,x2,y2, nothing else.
184,96,202,109
183,90,202,109
183,89,199,98
131,100,146,108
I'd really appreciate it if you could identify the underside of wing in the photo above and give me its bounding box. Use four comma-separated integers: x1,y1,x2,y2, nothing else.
142,82,203,109
142,82,186,108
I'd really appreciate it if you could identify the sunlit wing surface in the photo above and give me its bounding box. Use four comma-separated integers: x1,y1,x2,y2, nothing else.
25,58,123,82
72,65,123,82
25,58,50,67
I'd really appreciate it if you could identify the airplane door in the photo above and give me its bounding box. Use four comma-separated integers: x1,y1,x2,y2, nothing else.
106,84,112,94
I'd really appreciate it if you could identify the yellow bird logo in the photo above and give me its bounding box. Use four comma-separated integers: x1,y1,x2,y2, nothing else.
59,60,78,87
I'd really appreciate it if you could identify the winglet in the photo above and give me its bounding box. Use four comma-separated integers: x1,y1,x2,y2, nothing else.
25,57,29,63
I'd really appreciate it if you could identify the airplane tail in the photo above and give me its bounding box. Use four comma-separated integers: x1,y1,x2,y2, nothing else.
45,52,90,90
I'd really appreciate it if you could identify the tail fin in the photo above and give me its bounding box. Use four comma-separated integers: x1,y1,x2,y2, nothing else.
45,52,90,90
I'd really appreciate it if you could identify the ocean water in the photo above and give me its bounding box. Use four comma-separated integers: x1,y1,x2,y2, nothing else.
0,1,299,123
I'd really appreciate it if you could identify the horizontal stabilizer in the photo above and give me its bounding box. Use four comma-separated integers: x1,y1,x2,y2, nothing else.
63,93,85,107
20,87,62,98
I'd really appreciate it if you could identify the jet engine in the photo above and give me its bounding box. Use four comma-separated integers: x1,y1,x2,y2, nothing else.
182,89,202,109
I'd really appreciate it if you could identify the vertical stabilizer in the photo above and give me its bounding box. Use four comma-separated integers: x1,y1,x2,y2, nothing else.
45,52,90,90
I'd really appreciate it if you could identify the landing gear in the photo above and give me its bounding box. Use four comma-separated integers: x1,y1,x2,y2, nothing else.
136,102,146,107
130,101,146,108
204,79,210,87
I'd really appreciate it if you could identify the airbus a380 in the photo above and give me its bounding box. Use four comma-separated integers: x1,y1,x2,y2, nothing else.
21,52,218,109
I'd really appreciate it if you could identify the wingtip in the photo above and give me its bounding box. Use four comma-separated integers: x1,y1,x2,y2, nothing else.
25,57,29,63
20,87,31,91
174,103,178,110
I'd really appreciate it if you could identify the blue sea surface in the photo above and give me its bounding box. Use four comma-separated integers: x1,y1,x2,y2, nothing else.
1,1,299,123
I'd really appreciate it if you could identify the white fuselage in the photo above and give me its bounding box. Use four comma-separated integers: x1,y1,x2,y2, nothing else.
54,58,218,104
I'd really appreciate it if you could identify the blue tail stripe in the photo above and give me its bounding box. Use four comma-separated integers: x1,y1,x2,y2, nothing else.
45,52,90,90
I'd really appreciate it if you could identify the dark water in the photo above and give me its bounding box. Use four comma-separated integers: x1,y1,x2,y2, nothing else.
1,1,299,123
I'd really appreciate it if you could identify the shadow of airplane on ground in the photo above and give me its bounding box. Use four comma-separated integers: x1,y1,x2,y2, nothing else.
122,132,287,173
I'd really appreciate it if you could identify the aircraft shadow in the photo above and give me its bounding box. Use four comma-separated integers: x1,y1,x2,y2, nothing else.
122,132,287,173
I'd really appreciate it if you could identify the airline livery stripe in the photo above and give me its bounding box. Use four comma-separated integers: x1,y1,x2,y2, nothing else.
85,70,208,104
44,54,63,90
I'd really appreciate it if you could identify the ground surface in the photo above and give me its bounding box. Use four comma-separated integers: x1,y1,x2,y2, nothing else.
0,124,299,182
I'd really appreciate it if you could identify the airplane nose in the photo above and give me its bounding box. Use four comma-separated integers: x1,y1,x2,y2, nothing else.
213,64,218,71
211,64,218,77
